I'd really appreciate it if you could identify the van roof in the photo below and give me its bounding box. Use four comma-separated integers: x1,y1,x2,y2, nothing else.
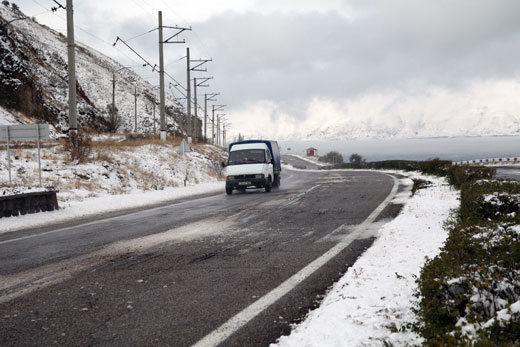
229,143,269,151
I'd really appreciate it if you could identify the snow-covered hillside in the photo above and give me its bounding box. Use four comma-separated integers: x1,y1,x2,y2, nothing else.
0,4,188,135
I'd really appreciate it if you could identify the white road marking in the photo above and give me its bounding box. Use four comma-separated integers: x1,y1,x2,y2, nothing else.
284,184,321,206
191,173,400,347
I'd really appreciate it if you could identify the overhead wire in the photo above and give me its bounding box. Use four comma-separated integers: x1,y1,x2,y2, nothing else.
29,0,219,119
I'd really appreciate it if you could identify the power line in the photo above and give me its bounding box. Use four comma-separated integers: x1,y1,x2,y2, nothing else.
113,36,157,72
30,0,49,11
123,28,156,42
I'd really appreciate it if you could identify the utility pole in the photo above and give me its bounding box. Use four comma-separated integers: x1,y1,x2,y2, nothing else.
193,77,212,141
188,56,211,141
158,11,166,141
222,123,226,147
111,72,115,121
186,47,191,141
217,114,226,146
134,85,137,133
66,0,77,133
212,104,225,144
158,19,190,140
153,101,156,134
204,93,218,142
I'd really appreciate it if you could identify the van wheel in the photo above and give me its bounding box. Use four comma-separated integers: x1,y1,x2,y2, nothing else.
226,187,233,195
265,178,272,192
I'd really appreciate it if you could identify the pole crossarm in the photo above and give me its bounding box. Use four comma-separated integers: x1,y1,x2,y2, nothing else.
51,0,66,12
206,93,219,102
213,104,226,112
162,25,192,43
190,59,212,72
196,77,213,87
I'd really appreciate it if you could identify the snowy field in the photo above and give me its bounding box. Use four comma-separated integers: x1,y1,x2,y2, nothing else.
273,173,459,347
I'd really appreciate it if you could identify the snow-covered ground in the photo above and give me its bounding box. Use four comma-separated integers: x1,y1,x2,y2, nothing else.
284,154,330,167
0,139,226,234
273,173,459,347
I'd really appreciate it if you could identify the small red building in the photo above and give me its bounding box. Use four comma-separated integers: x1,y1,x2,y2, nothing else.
306,147,318,157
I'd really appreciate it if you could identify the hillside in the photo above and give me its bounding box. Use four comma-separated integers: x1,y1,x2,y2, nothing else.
0,4,189,135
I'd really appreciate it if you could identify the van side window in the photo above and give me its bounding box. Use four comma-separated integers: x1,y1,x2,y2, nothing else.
266,150,271,162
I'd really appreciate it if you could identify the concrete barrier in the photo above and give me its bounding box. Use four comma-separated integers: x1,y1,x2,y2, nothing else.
0,191,59,218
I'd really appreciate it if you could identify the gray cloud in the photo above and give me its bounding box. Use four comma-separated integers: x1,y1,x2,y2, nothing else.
17,0,520,123
185,0,520,113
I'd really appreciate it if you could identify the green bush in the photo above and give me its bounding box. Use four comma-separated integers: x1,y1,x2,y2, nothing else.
447,165,496,189
369,160,419,171
414,179,520,345
459,180,520,223
418,158,452,177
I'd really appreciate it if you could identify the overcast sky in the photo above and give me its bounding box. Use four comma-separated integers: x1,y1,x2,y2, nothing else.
17,0,520,139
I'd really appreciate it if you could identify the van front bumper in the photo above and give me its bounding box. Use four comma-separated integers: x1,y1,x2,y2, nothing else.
226,177,268,189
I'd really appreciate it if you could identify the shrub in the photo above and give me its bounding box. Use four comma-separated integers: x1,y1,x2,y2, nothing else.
411,178,431,195
369,160,419,171
418,158,452,176
447,165,496,189
459,180,520,223
414,178,520,345
64,130,92,163
319,151,344,165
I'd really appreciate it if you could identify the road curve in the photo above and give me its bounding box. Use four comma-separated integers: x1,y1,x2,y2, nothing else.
0,156,406,347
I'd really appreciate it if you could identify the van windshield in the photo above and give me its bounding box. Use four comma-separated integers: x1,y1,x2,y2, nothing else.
228,149,266,165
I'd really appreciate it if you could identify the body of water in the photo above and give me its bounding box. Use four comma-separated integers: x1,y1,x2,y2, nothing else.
280,136,520,162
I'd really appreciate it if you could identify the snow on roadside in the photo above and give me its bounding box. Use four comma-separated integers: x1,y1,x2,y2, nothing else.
273,173,459,347
0,141,226,234
285,154,330,167
0,182,223,234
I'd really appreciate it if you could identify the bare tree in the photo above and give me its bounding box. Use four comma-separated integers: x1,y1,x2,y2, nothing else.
105,104,123,133
349,153,367,168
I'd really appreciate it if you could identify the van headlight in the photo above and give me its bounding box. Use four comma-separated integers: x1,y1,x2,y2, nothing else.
255,174,265,179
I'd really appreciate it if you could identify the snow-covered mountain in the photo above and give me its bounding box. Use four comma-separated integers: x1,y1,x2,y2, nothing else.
231,80,520,142
0,4,188,135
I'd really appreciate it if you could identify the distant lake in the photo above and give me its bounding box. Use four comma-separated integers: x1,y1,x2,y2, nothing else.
280,136,520,162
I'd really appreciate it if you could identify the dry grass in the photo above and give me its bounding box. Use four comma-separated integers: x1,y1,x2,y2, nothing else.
91,134,183,149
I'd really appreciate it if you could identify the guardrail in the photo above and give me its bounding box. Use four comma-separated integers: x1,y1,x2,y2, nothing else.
453,157,520,165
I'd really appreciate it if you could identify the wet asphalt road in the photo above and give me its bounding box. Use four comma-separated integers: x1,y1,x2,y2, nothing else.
0,155,405,347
